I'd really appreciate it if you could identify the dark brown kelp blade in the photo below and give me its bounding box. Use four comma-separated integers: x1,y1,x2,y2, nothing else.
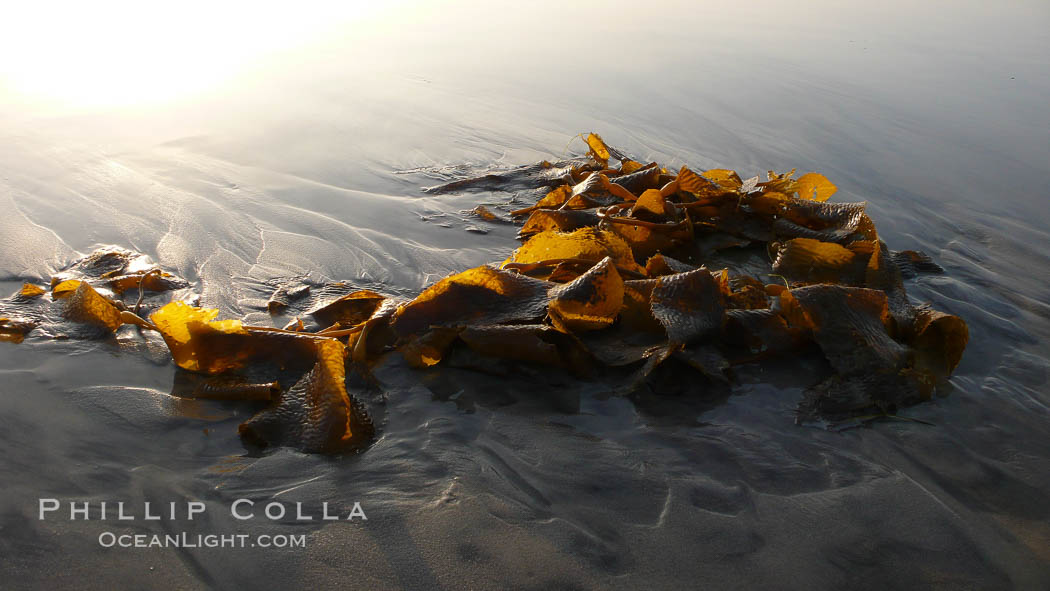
267,282,311,314
105,271,189,295
54,247,190,294
650,268,725,345
891,250,945,278
723,308,807,356
307,289,385,328
458,325,564,367
171,372,281,401
789,285,906,376
798,372,927,423
909,307,968,379
399,326,463,368
423,159,598,195
239,339,374,454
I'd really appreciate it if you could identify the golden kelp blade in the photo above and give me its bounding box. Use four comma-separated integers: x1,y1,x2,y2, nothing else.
620,159,645,174
471,205,499,221
512,185,573,216
548,257,625,331
675,166,717,196
150,302,251,374
19,283,46,298
391,265,551,338
239,339,374,453
585,133,611,164
772,238,861,284
510,227,644,275
702,169,743,190
519,209,600,238
757,169,798,194
632,189,672,218
62,281,123,332
537,185,573,209
746,191,793,216
794,172,837,202
52,279,84,300
0,317,38,343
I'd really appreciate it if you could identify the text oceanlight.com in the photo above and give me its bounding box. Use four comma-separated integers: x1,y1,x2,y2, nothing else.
97,532,306,549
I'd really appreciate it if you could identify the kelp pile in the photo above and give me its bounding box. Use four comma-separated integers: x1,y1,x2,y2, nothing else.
0,133,968,454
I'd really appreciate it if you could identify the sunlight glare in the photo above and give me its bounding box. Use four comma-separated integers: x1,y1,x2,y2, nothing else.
0,1,371,109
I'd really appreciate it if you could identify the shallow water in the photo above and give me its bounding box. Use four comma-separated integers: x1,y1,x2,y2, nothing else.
2,1,1049,588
